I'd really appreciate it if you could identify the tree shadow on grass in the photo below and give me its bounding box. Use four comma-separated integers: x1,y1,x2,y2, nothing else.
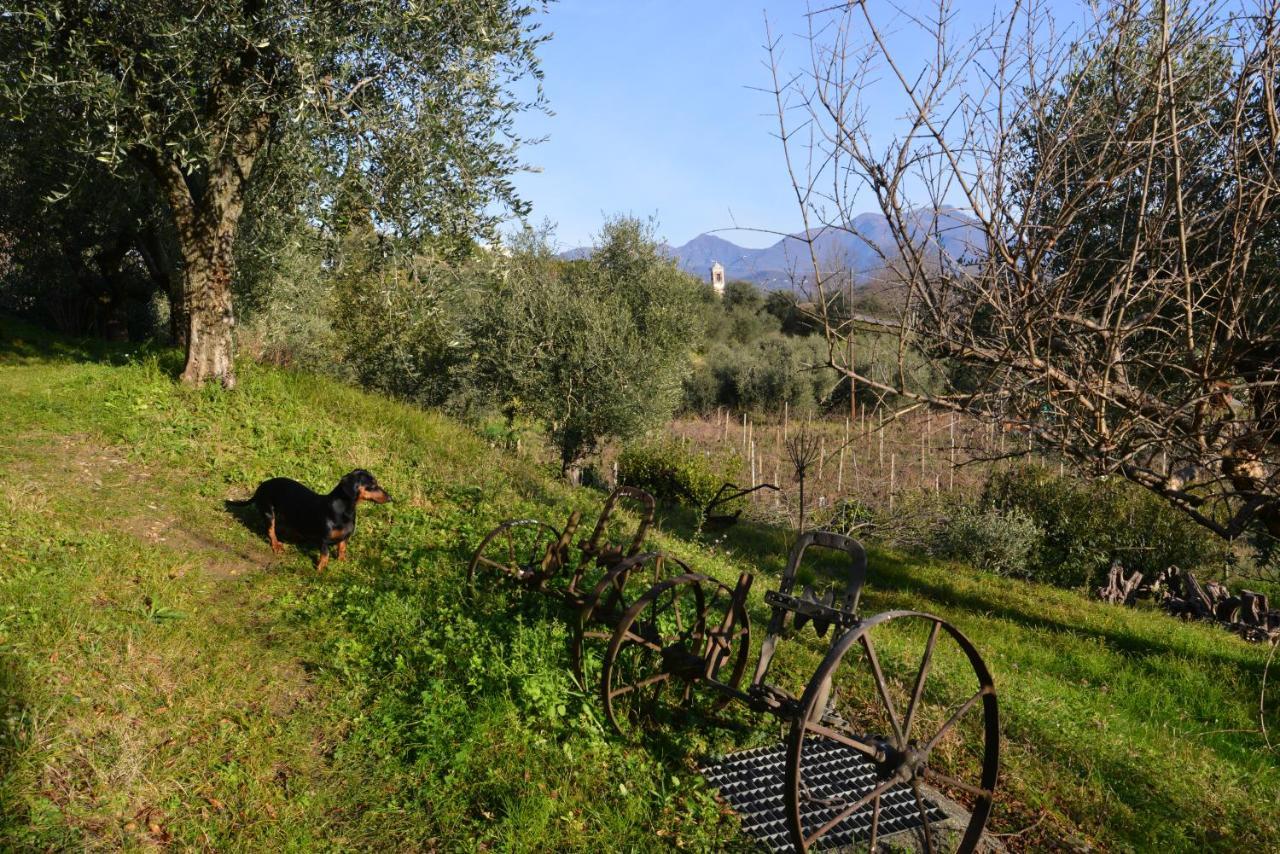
651,504,795,573
0,652,31,833
863,556,1272,678
0,314,183,376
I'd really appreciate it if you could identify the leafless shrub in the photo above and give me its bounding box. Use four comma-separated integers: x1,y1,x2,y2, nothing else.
785,427,823,531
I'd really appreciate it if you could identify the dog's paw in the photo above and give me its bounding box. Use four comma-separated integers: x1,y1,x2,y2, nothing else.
271,543,284,555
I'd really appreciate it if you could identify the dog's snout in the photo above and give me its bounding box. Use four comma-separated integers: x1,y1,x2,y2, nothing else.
359,485,391,503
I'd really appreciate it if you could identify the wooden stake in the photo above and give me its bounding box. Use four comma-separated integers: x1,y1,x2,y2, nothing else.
951,416,957,484
878,410,884,471
889,453,896,514
920,421,926,486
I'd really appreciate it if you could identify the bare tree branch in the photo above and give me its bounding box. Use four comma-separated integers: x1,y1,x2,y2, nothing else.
773,0,1280,542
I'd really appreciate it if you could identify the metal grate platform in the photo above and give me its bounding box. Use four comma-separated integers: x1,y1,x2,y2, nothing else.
700,738,949,852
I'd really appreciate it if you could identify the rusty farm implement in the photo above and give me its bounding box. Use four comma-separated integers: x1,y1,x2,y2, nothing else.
470,500,1000,852
467,486,689,682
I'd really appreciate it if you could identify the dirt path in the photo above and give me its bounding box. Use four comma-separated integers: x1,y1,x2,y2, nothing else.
1,431,353,849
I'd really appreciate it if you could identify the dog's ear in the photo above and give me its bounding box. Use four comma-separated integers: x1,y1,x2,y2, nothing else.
338,472,361,500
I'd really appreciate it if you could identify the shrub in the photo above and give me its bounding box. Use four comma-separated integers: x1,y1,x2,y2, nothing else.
983,465,1229,588
683,334,834,415
821,497,879,537
617,437,741,509
870,490,953,554
934,504,1044,577
866,490,1040,577
329,254,468,407
681,356,720,415
237,268,338,374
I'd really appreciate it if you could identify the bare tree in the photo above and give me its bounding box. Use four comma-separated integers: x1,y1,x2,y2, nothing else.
786,427,824,531
769,0,1280,542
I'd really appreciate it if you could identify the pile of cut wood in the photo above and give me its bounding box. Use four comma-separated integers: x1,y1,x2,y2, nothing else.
1096,562,1280,642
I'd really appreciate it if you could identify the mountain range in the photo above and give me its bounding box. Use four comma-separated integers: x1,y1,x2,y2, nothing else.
560,208,981,289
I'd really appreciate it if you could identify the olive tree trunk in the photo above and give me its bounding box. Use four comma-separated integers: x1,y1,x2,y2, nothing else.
144,115,270,388
176,224,238,387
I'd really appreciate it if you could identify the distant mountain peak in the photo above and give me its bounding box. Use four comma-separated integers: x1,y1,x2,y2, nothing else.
559,210,979,290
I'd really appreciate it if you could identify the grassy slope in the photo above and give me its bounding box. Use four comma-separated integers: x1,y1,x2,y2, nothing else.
0,319,1276,852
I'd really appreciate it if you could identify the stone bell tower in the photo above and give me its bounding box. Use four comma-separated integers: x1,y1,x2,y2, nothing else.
710,261,725,297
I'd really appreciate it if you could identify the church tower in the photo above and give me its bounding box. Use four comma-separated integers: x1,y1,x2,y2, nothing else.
710,262,725,298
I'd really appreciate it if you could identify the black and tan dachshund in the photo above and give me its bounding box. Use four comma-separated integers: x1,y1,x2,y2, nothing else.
227,469,391,571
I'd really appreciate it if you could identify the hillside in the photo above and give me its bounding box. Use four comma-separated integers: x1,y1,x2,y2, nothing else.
1,318,1277,851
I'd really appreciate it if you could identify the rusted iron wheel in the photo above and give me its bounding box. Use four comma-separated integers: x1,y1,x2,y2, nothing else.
600,572,750,740
784,611,998,853
466,519,569,597
569,552,689,688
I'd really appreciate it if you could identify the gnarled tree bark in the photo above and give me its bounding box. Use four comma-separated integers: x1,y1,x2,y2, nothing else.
142,113,270,388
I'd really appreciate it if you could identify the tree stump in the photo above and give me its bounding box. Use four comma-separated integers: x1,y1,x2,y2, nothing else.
1096,562,1144,606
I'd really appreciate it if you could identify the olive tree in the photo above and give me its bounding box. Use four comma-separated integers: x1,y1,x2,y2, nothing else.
472,218,695,478
0,0,546,387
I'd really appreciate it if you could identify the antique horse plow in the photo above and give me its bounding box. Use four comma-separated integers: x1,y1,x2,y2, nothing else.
600,531,1000,852
467,486,686,682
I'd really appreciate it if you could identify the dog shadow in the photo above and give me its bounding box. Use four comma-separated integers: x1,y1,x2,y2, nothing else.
222,500,325,568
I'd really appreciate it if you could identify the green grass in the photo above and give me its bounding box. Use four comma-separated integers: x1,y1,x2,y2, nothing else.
0,316,1276,852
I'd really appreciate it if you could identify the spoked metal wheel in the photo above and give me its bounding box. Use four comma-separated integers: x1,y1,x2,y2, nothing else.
784,611,998,853
570,552,688,688
466,519,570,599
600,572,750,739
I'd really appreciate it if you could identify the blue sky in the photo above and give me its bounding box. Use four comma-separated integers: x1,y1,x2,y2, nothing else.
510,1,1087,251
511,1,796,250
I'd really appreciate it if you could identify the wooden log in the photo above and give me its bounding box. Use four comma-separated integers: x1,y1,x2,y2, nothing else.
1215,595,1242,623
1149,570,1280,641
1204,579,1231,605
1240,590,1269,627
1180,570,1215,619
